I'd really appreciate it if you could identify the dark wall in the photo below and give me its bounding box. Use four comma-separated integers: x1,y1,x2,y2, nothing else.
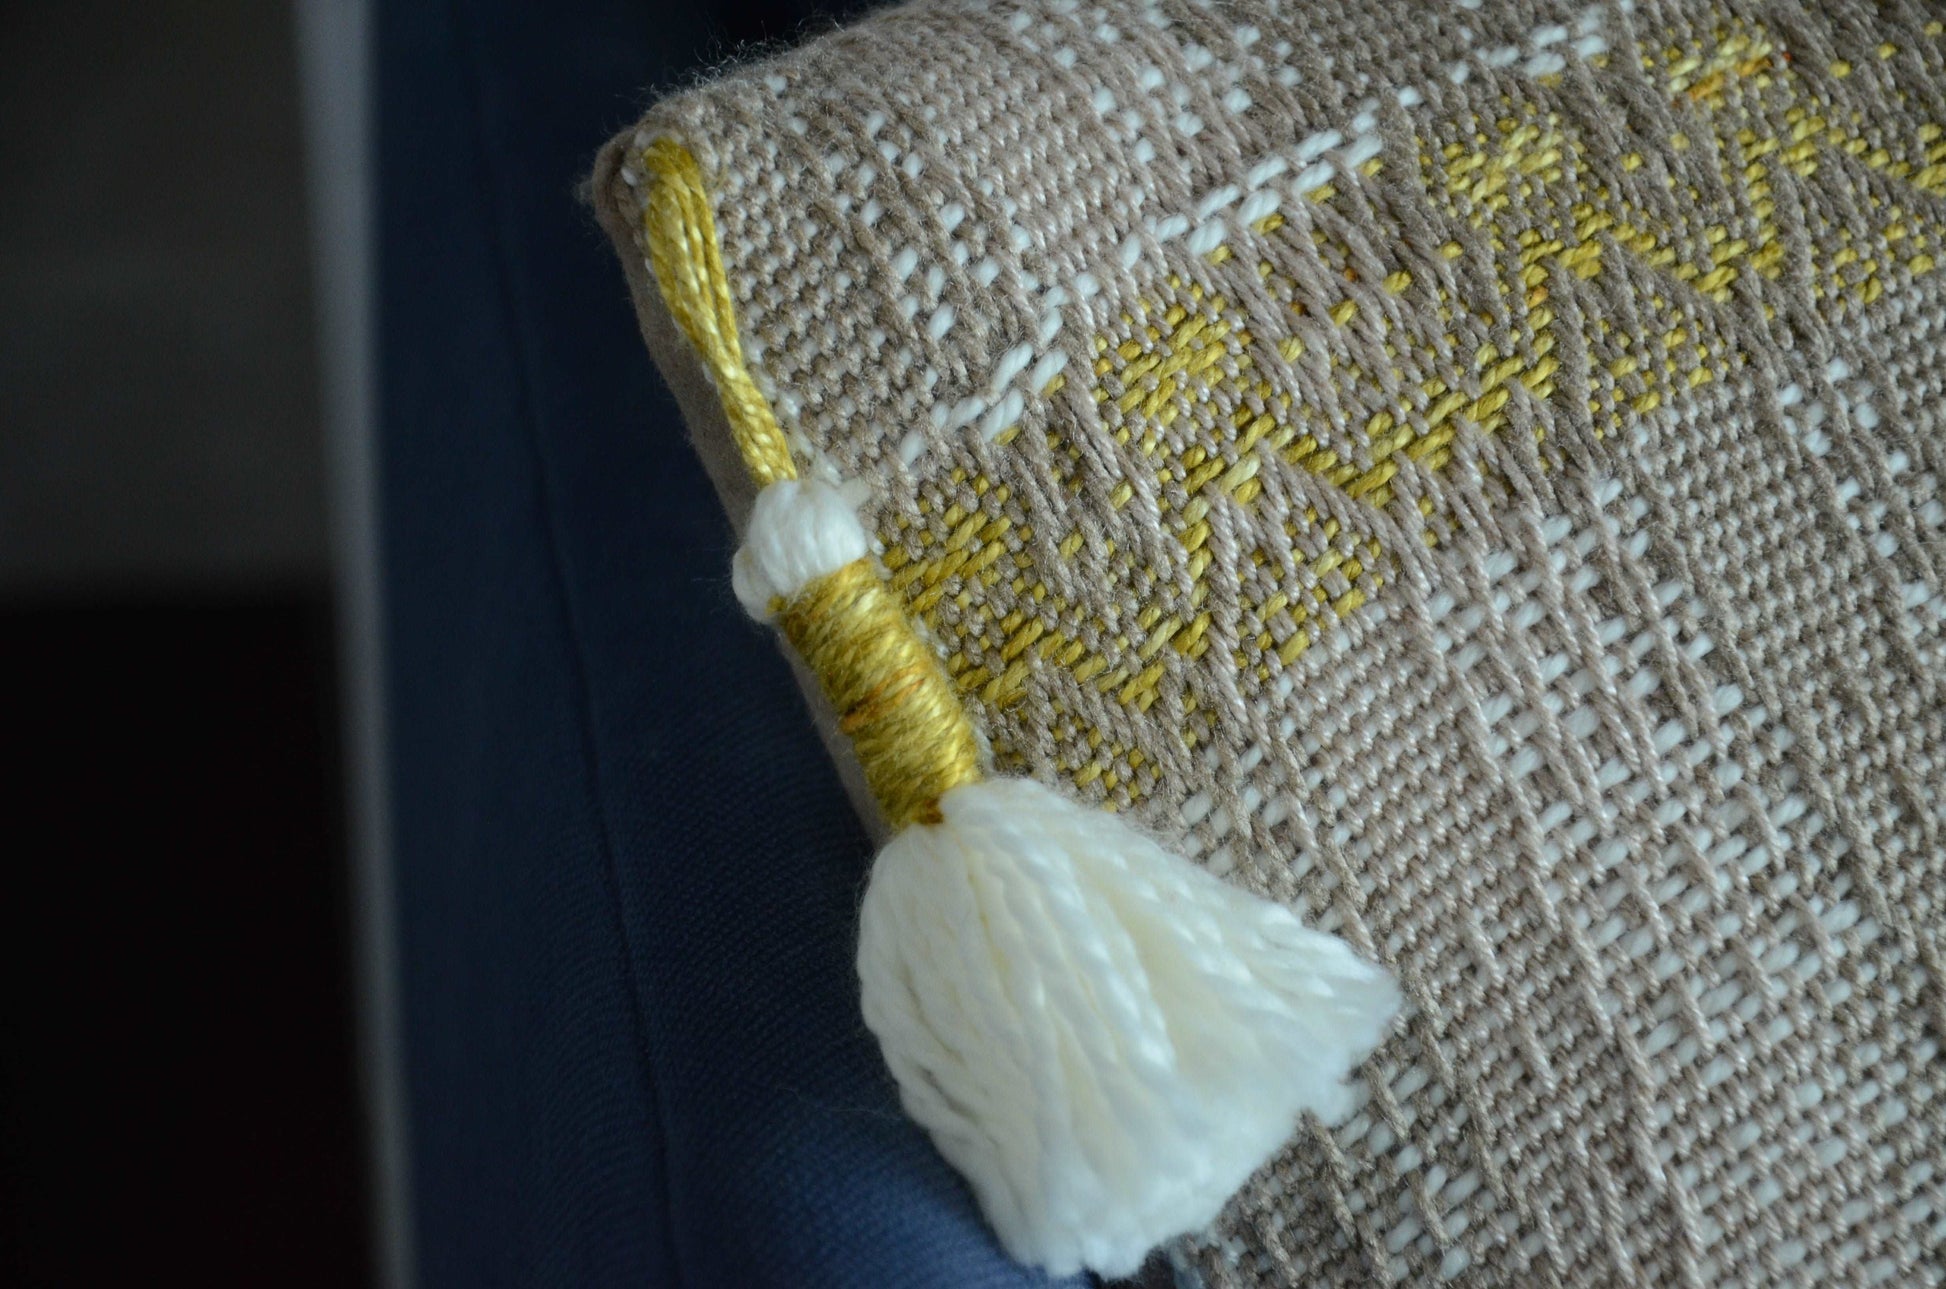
4,595,367,1284
0,1,326,591
0,2,869,1285
0,4,365,1282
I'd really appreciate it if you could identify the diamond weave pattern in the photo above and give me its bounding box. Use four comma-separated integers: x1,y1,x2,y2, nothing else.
604,1,1946,1282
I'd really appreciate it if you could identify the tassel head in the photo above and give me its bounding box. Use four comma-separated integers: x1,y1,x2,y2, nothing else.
732,481,1399,1276
734,480,980,825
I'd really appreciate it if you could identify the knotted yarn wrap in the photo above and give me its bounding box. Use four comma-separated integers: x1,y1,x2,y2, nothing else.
735,480,981,827
779,564,982,827
731,478,869,620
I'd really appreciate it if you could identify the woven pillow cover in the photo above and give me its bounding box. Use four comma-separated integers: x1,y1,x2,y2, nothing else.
594,0,1946,1283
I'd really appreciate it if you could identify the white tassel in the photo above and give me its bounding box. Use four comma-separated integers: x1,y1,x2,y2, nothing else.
736,478,1402,1278
860,778,1400,1276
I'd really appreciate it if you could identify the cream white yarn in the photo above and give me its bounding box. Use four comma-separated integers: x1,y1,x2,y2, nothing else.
731,478,869,621
735,478,1402,1277
859,778,1399,1277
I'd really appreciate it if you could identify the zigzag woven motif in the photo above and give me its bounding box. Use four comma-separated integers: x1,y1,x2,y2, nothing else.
600,1,1946,1282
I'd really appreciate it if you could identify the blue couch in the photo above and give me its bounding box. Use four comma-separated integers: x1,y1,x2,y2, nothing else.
376,2,1084,1284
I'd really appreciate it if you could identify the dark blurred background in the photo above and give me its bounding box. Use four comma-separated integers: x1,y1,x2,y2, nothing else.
0,2,847,1284
2,2,358,1283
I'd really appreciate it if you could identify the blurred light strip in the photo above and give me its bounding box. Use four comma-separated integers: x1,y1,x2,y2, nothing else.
295,3,413,1286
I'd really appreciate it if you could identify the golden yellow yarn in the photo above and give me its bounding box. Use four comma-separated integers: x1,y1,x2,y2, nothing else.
778,560,982,828
640,136,984,826
641,138,798,489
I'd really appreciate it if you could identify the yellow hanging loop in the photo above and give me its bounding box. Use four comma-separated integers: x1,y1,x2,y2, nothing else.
640,138,798,488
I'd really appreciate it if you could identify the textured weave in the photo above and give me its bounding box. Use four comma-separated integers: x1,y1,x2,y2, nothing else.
597,1,1946,1283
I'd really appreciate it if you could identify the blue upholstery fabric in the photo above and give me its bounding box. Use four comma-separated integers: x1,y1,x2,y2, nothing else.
376,3,1083,1285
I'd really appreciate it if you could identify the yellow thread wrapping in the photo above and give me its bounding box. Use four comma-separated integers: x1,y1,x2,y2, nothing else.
778,561,982,828
640,139,984,822
640,139,798,488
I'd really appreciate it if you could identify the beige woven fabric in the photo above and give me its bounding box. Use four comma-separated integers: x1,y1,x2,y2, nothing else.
597,1,1946,1283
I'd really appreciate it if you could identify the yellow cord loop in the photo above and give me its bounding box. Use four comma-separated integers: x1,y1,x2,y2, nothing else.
778,561,982,828
641,138,798,488
639,137,986,826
